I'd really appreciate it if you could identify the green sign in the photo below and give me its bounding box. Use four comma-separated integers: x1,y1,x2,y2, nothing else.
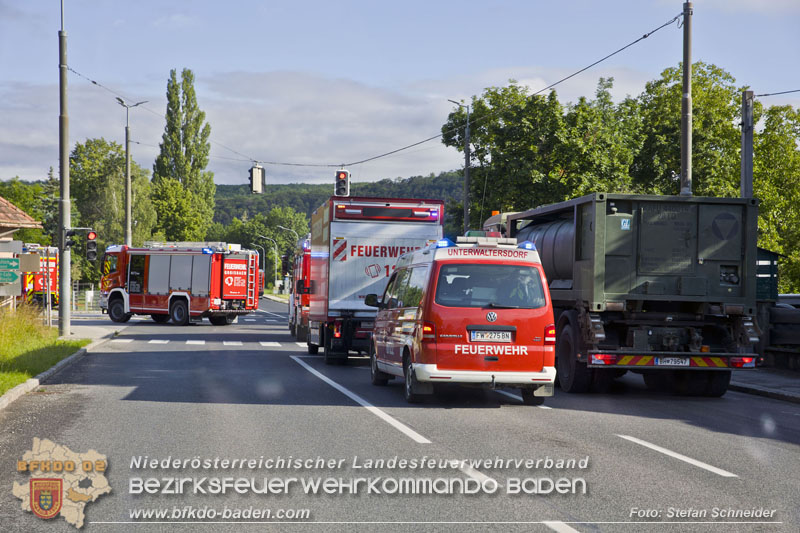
0,258,20,270
0,270,19,283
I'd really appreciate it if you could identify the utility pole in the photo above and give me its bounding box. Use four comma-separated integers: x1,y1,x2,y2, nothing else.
58,0,71,337
679,1,693,196
116,98,147,246
740,90,754,198
448,99,471,232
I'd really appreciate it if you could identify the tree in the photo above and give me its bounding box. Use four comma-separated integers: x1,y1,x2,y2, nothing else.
152,68,215,240
0,176,48,244
632,62,743,196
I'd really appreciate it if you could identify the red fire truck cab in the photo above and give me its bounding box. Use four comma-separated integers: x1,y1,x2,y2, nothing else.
99,242,260,325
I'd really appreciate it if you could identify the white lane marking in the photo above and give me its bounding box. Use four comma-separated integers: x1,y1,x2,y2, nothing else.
495,390,553,409
111,339,133,343
617,435,738,478
260,342,281,347
148,340,169,344
256,309,287,319
223,341,243,346
244,319,256,322
543,521,582,533
291,356,431,444
295,342,308,348
186,340,205,345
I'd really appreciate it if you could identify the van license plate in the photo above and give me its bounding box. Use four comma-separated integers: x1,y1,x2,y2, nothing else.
470,331,512,343
655,357,690,366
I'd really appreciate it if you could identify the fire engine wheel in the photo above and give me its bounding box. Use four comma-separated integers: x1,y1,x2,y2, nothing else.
307,342,319,355
170,300,189,326
556,324,591,393
226,313,236,324
151,314,170,324
370,345,389,386
108,299,131,323
296,325,307,343
520,388,545,406
403,355,422,404
289,322,296,337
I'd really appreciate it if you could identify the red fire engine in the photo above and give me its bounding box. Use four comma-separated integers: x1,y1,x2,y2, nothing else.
289,237,311,341
99,242,259,325
19,244,59,306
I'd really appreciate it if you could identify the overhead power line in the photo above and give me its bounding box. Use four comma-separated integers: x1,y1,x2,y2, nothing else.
68,10,685,171
756,89,800,97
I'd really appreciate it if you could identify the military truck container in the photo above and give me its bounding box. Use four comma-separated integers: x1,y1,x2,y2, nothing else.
507,193,760,396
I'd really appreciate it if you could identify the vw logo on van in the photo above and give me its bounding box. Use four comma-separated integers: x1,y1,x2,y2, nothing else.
486,311,498,322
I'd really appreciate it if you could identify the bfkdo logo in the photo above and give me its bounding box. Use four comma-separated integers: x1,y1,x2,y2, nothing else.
13,438,111,529
30,478,63,519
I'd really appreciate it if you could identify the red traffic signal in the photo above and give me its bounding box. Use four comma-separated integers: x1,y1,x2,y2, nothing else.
334,169,350,197
87,231,97,241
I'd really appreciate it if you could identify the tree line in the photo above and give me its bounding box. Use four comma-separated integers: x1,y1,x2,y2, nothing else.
1,62,798,290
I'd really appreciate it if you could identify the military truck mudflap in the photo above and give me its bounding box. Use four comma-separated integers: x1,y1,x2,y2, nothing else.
586,351,757,369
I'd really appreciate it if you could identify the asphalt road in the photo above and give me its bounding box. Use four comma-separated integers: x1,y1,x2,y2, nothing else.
1,298,798,532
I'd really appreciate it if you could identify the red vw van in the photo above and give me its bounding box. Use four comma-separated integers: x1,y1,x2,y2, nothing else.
365,234,556,405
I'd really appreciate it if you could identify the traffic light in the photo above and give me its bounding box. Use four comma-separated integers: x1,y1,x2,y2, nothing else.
334,169,350,197
86,231,98,261
249,165,264,194
64,229,79,248
281,254,290,276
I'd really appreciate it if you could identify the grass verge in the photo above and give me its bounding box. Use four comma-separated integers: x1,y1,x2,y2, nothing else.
0,305,90,397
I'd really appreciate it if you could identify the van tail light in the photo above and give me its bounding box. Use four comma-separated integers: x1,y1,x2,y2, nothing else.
544,324,556,345
333,320,342,339
421,322,436,342
591,353,617,365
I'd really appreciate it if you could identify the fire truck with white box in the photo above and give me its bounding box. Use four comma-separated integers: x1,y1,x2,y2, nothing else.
18,244,59,306
307,196,444,363
99,242,259,325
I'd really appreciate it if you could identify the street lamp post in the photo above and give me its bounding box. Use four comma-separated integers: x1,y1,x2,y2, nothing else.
252,244,265,272
257,234,279,293
448,99,471,233
116,97,147,246
276,225,300,244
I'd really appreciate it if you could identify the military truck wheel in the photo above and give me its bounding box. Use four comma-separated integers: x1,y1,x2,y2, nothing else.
108,299,131,323
592,369,615,393
705,370,731,397
520,388,545,406
556,325,591,393
671,370,707,396
170,299,189,326
151,314,169,323
643,372,670,392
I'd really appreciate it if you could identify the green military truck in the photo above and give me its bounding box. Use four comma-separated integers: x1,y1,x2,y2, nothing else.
506,193,760,396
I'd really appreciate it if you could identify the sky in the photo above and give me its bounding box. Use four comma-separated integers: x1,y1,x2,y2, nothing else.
1,0,798,187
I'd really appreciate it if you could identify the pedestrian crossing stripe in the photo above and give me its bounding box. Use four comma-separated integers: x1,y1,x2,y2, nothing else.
186,340,206,345
223,341,243,346
111,339,133,343
295,342,308,347
148,340,169,344
260,342,281,347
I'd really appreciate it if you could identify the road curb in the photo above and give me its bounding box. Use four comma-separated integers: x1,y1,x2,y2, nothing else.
262,294,289,304
0,334,115,413
729,383,800,404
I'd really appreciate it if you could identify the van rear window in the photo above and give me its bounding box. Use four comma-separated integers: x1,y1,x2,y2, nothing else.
434,264,545,309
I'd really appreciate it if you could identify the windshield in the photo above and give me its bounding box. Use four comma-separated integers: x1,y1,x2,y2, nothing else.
434,263,546,309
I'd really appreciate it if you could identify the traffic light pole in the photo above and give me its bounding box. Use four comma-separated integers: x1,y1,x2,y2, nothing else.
58,4,71,337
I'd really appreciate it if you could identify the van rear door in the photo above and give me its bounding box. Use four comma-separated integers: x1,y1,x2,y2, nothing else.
429,262,551,373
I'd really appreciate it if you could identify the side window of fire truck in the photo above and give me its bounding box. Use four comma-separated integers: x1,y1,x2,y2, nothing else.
102,254,117,276
128,255,146,294
398,266,428,309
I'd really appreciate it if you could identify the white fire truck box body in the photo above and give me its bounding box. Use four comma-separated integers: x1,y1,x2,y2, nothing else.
309,197,444,356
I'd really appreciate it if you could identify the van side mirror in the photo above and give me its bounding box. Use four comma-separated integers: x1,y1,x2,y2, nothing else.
365,294,380,307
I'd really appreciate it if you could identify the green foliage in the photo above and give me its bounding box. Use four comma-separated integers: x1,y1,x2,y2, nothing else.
152,68,215,240
207,206,309,281
0,306,89,396
0,176,48,244
68,138,157,282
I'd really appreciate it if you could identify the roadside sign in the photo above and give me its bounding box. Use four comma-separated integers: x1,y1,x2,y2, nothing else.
0,270,20,283
0,257,20,270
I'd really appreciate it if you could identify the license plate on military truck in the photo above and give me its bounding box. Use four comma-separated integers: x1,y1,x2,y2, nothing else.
655,357,690,366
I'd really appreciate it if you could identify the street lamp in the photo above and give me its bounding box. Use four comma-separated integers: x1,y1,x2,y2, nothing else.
252,244,265,272
448,99,471,233
116,97,148,246
276,224,299,244
257,234,279,293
